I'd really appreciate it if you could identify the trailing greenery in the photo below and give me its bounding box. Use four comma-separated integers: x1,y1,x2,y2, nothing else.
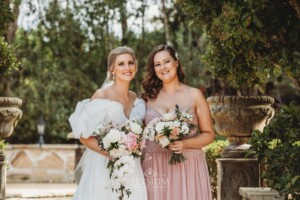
204,139,229,200
249,103,300,199
179,0,300,90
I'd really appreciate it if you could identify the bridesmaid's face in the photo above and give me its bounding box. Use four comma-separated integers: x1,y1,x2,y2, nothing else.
112,53,137,82
153,50,178,82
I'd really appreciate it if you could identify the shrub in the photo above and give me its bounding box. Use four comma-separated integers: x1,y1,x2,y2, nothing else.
204,139,229,199
250,102,300,199
0,36,20,76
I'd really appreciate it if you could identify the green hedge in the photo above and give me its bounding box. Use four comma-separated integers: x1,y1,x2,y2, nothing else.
204,139,229,199
250,102,300,199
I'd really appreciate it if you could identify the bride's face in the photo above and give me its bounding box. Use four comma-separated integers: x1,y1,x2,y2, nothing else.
112,53,137,82
153,50,178,82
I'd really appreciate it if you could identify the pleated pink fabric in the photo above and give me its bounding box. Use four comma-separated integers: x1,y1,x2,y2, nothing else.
142,105,212,200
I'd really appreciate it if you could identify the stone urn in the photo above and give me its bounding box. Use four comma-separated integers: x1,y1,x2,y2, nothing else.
0,97,22,200
207,96,275,158
0,97,22,139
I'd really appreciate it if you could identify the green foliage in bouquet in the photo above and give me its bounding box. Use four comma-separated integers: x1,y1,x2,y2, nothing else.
249,103,300,199
168,105,196,165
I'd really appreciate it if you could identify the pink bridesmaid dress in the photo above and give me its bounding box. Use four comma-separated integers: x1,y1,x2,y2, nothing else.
142,105,212,200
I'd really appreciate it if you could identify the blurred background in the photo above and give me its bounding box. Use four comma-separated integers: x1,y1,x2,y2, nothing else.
1,0,299,145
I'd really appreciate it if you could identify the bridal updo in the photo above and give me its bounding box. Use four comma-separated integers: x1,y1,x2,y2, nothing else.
142,45,185,101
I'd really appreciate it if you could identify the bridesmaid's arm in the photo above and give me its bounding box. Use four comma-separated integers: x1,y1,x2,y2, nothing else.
172,88,215,151
79,137,110,157
183,88,215,149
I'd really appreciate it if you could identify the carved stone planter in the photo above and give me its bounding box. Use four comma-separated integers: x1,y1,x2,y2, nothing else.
207,96,274,157
0,97,22,139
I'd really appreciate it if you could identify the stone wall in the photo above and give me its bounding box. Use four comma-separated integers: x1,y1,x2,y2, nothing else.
5,144,85,183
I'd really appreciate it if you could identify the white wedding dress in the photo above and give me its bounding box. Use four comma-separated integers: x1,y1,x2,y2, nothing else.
69,98,148,200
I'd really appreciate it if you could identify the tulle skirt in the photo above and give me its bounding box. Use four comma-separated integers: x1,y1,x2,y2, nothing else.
72,148,148,200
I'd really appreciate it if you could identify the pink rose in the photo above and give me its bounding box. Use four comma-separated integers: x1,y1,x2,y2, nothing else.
123,132,138,150
169,127,180,139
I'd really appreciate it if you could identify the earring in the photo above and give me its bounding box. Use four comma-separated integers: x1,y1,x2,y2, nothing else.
112,73,115,81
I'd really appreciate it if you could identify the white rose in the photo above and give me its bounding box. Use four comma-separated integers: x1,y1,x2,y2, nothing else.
111,179,121,189
129,122,142,134
181,112,192,120
102,129,124,149
143,127,155,141
155,122,166,133
109,147,130,158
172,121,181,127
181,123,190,135
162,112,176,121
148,128,156,141
159,136,170,147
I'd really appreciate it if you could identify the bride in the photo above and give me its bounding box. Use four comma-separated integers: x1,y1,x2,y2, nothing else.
69,46,148,200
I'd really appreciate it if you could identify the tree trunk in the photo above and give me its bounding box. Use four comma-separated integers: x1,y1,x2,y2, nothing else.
119,1,128,45
161,0,171,46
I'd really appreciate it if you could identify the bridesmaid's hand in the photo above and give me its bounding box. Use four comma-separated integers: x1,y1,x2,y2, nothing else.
169,140,186,154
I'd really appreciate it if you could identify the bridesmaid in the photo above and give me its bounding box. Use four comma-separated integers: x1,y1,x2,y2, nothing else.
141,44,215,200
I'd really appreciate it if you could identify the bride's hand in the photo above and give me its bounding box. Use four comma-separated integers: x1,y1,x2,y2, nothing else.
169,140,186,154
98,147,111,159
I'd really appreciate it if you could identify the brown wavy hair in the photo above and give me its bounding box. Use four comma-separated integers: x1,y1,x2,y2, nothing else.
142,45,185,101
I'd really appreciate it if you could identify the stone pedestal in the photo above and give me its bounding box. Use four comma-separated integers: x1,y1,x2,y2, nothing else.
0,97,22,200
239,187,284,200
0,151,6,200
217,158,260,200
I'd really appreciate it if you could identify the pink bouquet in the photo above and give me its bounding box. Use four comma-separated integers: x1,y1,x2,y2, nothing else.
143,105,195,165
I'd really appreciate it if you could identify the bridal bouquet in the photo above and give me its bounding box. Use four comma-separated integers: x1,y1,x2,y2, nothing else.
143,105,195,165
93,119,144,200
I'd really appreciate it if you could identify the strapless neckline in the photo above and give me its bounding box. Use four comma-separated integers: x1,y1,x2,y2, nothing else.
146,105,194,116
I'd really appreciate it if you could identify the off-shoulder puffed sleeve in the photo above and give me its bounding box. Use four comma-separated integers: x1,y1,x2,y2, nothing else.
130,98,146,121
69,99,111,139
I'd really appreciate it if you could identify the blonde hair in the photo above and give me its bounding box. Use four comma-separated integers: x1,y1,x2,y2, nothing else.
107,46,136,80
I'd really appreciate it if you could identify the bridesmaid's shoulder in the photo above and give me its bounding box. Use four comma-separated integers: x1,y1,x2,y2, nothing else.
184,85,206,101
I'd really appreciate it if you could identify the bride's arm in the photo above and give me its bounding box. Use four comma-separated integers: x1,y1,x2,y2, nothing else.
79,137,110,157
169,88,215,152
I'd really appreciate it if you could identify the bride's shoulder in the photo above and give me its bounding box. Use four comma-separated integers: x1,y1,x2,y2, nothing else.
91,88,109,100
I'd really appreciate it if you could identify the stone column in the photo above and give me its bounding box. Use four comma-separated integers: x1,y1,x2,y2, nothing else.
0,97,22,200
217,158,259,200
0,151,6,200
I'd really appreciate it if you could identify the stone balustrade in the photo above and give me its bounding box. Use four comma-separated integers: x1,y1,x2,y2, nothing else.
5,144,85,183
